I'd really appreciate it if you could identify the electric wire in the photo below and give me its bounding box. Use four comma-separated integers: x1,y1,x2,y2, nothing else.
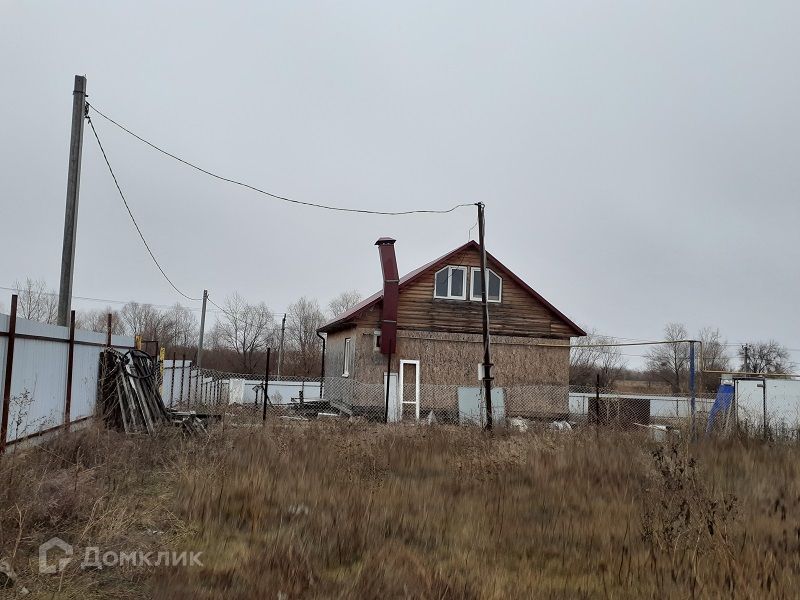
206,294,288,332
87,115,202,302
87,103,473,216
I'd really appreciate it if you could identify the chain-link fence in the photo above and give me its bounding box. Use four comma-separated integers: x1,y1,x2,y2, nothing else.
322,376,715,430
159,361,324,424
156,361,717,433
154,361,800,440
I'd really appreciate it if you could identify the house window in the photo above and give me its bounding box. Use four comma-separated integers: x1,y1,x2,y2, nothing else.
470,268,502,302
434,266,468,300
343,338,352,376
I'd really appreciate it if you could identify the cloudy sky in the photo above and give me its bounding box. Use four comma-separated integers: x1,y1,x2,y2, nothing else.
2,1,799,365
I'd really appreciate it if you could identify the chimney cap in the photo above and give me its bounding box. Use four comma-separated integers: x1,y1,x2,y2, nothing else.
375,237,396,246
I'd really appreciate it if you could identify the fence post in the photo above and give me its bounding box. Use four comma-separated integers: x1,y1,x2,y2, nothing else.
194,359,200,405
263,348,271,423
179,353,186,407
589,372,600,426
158,346,165,394
689,341,696,437
0,295,18,454
762,379,768,441
169,352,176,408
64,309,76,430
187,366,192,407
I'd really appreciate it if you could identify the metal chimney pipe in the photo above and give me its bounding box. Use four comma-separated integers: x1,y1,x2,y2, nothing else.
375,237,398,355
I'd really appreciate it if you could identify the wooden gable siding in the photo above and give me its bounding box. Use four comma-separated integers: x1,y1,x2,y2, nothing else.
354,246,575,339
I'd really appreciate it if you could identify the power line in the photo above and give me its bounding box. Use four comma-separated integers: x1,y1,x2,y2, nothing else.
86,114,202,302
87,103,474,217
0,284,294,322
207,295,289,332
0,284,199,311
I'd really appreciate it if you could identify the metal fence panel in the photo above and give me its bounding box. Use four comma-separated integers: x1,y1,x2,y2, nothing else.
0,311,135,444
9,318,70,441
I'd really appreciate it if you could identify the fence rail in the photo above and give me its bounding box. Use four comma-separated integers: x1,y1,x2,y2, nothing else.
0,296,135,451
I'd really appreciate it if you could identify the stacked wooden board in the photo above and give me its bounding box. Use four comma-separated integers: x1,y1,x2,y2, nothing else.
98,349,207,435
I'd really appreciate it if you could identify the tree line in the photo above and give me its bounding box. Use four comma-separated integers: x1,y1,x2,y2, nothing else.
8,278,362,377
570,322,795,392
5,279,795,385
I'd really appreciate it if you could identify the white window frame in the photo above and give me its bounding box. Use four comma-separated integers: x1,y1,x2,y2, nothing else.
342,337,352,376
433,265,468,300
470,267,502,303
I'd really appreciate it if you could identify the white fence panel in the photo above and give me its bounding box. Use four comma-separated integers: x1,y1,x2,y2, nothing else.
161,360,194,406
0,311,135,444
9,318,70,441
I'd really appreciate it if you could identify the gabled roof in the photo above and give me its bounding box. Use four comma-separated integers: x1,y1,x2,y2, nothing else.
318,240,586,337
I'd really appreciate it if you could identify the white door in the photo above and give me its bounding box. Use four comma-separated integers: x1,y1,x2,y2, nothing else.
398,360,421,422
384,373,399,422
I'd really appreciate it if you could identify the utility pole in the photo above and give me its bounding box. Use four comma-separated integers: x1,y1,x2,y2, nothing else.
196,290,208,369
262,347,271,422
743,344,750,374
57,75,88,326
689,341,696,436
477,203,494,430
276,313,287,379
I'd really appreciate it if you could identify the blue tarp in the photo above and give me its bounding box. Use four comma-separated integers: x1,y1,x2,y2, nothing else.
706,383,734,433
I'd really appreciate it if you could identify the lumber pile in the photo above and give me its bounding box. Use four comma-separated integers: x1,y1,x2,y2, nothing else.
98,349,207,435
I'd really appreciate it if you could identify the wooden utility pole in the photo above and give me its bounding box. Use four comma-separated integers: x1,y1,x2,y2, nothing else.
196,290,208,369
57,75,88,326
689,341,696,435
276,313,287,379
477,203,494,430
262,348,271,422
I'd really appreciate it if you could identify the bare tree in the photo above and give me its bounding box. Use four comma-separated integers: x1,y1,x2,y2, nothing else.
570,331,626,388
14,278,58,324
287,297,326,375
118,301,199,350
698,327,729,372
165,302,199,348
211,293,274,374
645,323,690,393
698,327,730,391
121,302,169,341
327,290,363,319
739,341,794,374
75,307,126,334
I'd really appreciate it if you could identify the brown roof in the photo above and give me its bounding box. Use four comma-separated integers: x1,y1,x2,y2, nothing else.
318,240,586,337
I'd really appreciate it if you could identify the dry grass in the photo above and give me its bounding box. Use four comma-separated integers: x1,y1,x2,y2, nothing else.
1,421,800,598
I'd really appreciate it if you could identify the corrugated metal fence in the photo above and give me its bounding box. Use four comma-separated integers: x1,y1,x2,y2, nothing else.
0,297,135,451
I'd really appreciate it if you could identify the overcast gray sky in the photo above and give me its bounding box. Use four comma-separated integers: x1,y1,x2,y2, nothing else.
2,1,799,364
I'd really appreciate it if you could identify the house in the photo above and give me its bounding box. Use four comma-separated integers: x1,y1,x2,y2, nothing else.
317,238,585,424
